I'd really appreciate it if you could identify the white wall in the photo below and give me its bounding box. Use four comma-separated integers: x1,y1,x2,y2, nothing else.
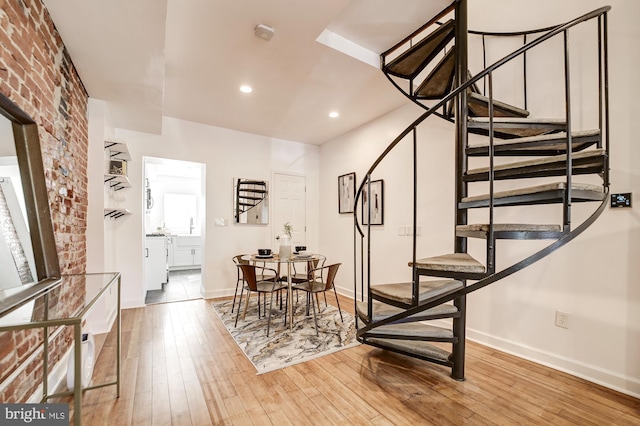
108,117,320,307
86,99,119,334
319,0,640,396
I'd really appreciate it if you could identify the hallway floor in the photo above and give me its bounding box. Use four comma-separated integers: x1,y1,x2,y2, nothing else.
145,269,202,304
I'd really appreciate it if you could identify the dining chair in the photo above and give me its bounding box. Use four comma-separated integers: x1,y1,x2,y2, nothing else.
235,263,288,336
292,263,342,336
290,256,325,284
289,256,326,307
231,254,251,313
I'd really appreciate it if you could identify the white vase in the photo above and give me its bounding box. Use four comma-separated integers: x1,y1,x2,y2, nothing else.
279,234,292,258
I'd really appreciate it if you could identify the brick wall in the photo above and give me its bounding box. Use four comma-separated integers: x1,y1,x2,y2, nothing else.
0,0,89,402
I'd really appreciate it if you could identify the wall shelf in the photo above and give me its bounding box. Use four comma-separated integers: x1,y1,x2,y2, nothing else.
104,140,130,161
104,174,131,191
104,208,131,219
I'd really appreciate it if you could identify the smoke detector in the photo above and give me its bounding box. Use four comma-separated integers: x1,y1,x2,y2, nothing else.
255,24,275,41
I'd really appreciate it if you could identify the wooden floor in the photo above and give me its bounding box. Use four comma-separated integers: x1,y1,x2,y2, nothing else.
64,295,640,425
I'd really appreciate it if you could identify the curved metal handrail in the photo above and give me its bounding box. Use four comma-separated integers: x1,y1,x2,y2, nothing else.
354,5,610,237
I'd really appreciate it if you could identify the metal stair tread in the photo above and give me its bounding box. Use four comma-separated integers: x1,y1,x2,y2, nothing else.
370,280,464,305
468,129,600,150
410,253,485,274
459,182,604,208
468,92,530,118
356,300,457,323
414,48,455,99
466,148,604,176
366,322,453,339
461,182,603,203
456,223,563,239
366,338,451,363
468,117,567,138
457,223,561,232
384,20,455,78
469,117,566,125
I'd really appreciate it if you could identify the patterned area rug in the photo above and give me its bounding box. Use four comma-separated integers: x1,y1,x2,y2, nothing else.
211,298,359,374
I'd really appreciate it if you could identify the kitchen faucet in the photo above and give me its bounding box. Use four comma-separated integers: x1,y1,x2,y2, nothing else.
190,217,194,234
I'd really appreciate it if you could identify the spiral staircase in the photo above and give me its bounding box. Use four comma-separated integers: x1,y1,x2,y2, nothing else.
353,2,611,380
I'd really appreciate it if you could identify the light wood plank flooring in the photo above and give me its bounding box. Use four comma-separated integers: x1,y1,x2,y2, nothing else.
62,295,640,425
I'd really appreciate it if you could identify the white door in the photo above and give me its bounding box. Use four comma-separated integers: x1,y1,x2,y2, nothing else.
272,173,306,246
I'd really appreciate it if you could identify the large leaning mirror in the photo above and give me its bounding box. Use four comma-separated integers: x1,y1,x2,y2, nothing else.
233,178,269,224
0,93,60,316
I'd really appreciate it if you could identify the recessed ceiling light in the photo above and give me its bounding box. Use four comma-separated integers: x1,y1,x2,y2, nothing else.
329,111,340,118
240,85,253,94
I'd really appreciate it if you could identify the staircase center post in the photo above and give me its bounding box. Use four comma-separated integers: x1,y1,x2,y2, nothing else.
454,0,469,254
452,0,469,382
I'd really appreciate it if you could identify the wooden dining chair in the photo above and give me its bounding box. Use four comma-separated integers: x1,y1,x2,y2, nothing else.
292,263,342,336
235,263,288,336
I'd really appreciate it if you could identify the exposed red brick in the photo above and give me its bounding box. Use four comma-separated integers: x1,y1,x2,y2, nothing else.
0,0,89,402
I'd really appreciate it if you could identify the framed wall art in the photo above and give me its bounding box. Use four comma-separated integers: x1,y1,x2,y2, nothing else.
362,179,383,225
233,178,269,224
338,172,356,214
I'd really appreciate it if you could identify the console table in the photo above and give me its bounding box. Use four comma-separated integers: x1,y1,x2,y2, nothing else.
0,273,121,425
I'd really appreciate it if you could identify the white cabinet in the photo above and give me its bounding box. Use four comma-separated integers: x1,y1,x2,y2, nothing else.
168,235,202,270
145,236,168,290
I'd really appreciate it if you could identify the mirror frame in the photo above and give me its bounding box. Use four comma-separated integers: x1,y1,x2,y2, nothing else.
0,92,61,316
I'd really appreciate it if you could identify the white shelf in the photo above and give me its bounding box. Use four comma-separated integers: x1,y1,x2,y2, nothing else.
104,174,131,191
104,141,131,161
104,208,131,219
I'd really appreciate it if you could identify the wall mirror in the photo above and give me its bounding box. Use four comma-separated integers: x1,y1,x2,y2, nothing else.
0,93,60,316
233,178,269,224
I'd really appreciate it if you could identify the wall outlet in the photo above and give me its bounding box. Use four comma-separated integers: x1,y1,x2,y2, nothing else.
555,311,570,329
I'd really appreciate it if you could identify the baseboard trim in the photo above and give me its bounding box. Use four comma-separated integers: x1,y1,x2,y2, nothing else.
203,287,232,299
122,297,145,309
464,327,640,399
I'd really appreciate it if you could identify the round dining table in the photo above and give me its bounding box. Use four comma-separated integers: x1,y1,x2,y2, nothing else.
250,253,325,330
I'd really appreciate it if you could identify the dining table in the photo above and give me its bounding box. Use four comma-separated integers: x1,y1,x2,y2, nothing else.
250,253,325,330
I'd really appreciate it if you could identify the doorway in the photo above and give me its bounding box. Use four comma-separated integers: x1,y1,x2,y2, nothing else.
143,157,206,304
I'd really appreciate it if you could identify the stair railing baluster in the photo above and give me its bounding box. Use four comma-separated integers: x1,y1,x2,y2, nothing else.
412,127,419,306
603,12,611,188
366,175,373,321
597,16,603,151
563,30,573,232
360,231,364,302
488,72,495,272
523,34,528,110
482,34,487,96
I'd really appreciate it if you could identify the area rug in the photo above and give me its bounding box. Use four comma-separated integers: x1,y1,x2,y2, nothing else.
211,298,359,374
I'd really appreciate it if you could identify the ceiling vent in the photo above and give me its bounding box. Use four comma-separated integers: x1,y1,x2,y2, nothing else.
255,24,275,41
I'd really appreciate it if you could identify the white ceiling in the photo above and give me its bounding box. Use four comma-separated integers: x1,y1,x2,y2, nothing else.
42,0,451,145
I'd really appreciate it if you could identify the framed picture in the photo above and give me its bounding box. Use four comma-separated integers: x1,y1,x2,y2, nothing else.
338,172,356,214
362,179,383,225
109,159,127,176
233,178,269,224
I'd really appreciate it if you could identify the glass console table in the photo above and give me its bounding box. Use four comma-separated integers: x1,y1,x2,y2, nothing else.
0,273,121,425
